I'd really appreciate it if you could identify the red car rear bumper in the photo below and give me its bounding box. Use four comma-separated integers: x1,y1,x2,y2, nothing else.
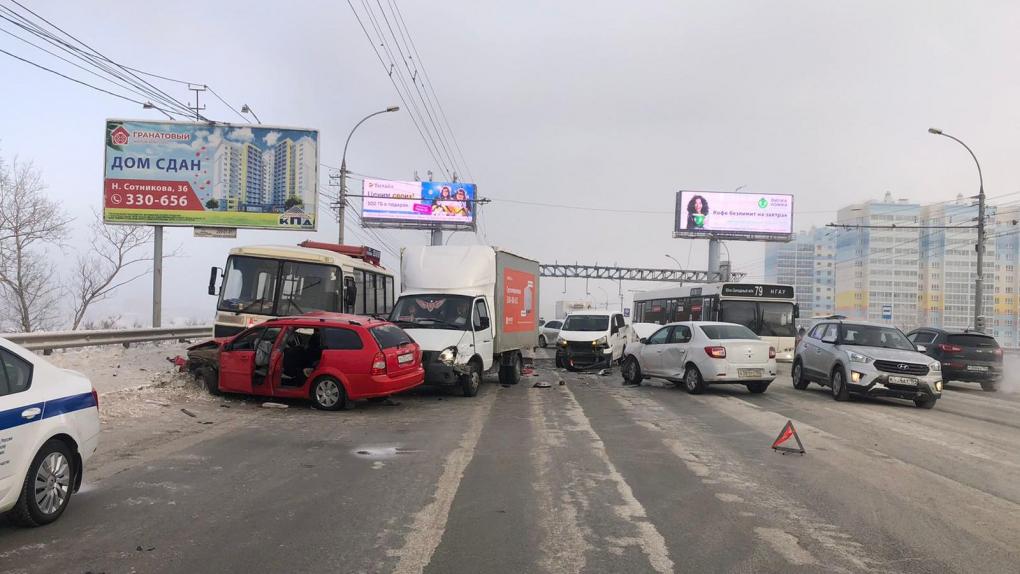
350,368,425,399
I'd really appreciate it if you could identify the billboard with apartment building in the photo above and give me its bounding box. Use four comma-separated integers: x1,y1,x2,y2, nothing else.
103,119,318,230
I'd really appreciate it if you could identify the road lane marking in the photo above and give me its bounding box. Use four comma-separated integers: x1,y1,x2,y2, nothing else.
755,527,818,566
390,389,496,574
606,390,878,573
528,388,590,574
559,384,675,574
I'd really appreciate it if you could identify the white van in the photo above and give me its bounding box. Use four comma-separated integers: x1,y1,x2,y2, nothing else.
555,312,633,370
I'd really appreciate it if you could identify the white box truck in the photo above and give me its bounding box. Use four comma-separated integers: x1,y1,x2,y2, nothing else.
390,246,540,396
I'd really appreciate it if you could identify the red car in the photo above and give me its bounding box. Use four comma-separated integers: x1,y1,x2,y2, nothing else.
187,313,424,410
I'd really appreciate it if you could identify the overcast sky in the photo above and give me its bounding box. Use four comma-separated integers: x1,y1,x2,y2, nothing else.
2,0,1020,324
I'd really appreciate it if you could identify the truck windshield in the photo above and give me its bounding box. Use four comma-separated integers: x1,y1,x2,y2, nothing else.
562,315,609,332
390,295,474,330
219,255,341,316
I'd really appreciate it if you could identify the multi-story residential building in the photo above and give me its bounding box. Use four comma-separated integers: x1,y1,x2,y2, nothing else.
212,143,241,211
238,143,263,211
992,204,1020,347
918,198,996,331
834,193,921,332
209,136,317,213
763,227,834,316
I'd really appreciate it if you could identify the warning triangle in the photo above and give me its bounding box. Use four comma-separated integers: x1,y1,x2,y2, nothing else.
771,420,805,455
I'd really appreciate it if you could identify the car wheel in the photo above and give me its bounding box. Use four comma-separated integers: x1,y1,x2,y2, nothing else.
831,367,850,402
9,439,75,527
791,361,809,390
199,367,222,396
747,381,769,394
462,362,482,397
538,335,547,348
498,354,522,386
980,380,998,392
311,376,346,411
622,356,642,386
683,365,706,395
914,396,938,409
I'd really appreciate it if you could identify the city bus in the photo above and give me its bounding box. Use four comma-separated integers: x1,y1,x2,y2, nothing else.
208,241,396,337
632,283,799,361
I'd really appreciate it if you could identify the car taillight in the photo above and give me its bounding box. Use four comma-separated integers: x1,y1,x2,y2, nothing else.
768,347,776,359
91,386,99,409
371,352,387,375
704,346,727,359
938,343,963,353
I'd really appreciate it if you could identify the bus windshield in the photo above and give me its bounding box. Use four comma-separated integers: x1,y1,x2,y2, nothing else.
218,255,341,316
718,300,796,337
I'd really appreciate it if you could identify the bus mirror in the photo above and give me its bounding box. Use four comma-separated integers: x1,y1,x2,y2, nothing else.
793,303,800,319
208,266,221,296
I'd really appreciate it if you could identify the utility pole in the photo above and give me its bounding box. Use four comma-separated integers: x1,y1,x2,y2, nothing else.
430,171,442,246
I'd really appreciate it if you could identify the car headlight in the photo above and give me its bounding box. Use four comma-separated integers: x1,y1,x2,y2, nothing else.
848,351,873,364
558,339,568,348
593,336,607,347
438,346,457,364
929,362,941,373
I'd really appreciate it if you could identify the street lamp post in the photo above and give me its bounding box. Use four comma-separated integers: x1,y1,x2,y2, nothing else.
665,254,684,286
928,128,986,331
241,104,261,124
338,106,400,244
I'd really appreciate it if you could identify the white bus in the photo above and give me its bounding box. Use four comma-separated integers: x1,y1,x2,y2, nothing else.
208,241,396,337
633,283,799,361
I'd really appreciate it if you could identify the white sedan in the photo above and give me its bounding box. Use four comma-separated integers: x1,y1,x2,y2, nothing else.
0,338,100,526
621,321,777,394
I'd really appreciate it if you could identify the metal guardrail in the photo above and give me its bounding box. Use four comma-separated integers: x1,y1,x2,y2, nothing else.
2,326,213,353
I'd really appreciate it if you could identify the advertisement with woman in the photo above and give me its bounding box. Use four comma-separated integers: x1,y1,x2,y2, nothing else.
673,190,794,241
361,178,477,228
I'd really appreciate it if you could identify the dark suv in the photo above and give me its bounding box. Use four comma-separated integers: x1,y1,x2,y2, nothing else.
906,328,1002,392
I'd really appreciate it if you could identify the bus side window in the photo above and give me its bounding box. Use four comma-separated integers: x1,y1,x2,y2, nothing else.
385,276,395,313
375,272,386,315
365,273,377,315
354,270,366,315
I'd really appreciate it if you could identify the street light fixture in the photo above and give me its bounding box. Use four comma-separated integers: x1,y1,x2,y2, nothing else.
241,104,261,124
337,106,400,243
927,127,986,331
142,101,173,120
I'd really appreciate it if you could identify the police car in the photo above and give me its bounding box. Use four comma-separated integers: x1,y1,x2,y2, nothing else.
0,338,99,526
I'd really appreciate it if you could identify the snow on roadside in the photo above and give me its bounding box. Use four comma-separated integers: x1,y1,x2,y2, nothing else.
44,341,193,395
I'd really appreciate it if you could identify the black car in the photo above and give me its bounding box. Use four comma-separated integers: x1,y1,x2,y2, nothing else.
906,328,1002,391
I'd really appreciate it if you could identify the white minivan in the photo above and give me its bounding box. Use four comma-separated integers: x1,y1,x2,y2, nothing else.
555,312,633,370
0,339,100,526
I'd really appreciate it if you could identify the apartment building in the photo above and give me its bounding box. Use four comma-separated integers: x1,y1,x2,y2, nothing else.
763,227,834,316
834,194,922,332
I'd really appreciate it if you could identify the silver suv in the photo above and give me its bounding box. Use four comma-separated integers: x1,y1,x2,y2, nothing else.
792,320,943,409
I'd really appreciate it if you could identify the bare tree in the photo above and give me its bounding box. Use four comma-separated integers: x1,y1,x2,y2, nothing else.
68,212,153,330
0,157,70,332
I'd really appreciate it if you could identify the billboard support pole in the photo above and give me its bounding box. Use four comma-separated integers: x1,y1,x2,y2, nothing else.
338,158,348,244
152,225,163,328
430,227,443,246
708,238,721,279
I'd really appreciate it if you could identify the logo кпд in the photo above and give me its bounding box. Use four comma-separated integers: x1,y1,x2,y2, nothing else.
757,197,768,209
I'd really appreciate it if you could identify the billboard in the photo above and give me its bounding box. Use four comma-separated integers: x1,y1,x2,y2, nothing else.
103,119,318,230
361,178,477,230
673,191,793,241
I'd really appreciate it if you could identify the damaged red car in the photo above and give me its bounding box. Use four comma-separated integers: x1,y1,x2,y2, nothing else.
186,313,424,410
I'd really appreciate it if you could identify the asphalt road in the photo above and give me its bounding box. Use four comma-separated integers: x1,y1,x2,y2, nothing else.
2,363,1019,574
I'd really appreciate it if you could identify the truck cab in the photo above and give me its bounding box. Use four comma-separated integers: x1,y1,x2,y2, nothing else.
555,312,632,370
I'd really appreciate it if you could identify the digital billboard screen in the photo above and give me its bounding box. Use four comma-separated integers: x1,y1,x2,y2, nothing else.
362,179,477,230
674,191,793,241
103,119,318,230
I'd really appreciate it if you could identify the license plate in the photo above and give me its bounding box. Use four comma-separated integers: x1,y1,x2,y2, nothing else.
967,365,989,372
888,375,917,385
398,353,414,364
738,368,763,378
